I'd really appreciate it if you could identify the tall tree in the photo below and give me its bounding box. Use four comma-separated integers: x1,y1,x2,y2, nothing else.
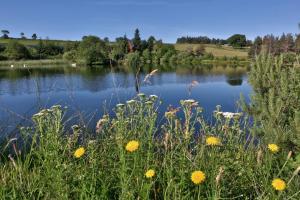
227,34,247,48
32,33,37,40
147,36,156,52
132,29,141,52
20,32,26,39
249,36,262,57
1,30,9,39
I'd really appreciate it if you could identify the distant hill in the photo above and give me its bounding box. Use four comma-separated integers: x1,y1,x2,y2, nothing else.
175,44,249,58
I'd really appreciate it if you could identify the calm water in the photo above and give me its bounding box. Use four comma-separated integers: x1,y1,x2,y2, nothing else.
0,65,252,134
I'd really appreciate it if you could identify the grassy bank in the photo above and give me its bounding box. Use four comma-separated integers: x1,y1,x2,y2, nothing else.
175,44,249,58
0,59,69,67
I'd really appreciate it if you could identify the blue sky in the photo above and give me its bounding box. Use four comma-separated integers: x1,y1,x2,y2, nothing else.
1,0,299,43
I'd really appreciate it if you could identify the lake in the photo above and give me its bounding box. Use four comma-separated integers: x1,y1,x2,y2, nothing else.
0,64,252,135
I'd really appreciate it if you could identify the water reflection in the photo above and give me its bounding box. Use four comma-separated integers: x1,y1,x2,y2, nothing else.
0,64,252,135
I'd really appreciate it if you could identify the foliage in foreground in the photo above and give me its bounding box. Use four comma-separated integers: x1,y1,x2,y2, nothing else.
0,95,299,199
241,54,300,152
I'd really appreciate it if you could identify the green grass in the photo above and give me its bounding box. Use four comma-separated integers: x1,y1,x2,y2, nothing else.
175,43,249,58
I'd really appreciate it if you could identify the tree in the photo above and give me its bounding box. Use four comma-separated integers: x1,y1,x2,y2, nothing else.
132,29,141,52
142,49,152,64
20,32,26,39
104,37,109,43
112,35,129,61
4,41,30,60
77,35,109,65
295,34,300,53
1,30,9,39
248,36,262,57
35,39,64,59
227,34,247,48
147,36,156,52
32,33,37,40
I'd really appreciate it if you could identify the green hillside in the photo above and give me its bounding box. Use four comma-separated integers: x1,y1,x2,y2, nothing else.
175,43,249,58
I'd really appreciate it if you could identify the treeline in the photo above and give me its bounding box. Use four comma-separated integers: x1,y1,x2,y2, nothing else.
62,29,220,66
176,34,251,48
249,33,300,57
177,36,228,45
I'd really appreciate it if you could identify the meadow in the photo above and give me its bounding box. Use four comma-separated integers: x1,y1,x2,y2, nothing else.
175,44,249,58
0,55,299,199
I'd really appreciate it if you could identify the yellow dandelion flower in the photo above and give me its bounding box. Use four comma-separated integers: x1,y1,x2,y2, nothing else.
145,169,155,178
272,178,286,191
268,144,279,153
206,136,221,146
191,170,206,185
74,147,85,158
125,140,139,152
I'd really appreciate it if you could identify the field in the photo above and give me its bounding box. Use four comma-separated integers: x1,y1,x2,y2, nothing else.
175,43,249,58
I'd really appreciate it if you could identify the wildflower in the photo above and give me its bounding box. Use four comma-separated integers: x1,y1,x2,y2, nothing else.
206,136,221,146
257,149,263,165
125,140,139,152
293,166,300,176
215,112,242,119
268,144,279,153
74,147,85,158
163,132,170,149
145,101,153,105
145,169,155,178
165,111,176,118
71,125,80,132
126,100,136,105
183,99,196,104
215,166,224,186
149,95,158,101
272,178,286,191
116,103,125,108
96,116,109,133
191,170,206,185
137,93,146,98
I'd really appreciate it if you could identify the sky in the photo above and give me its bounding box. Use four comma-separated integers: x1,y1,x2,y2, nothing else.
1,0,300,43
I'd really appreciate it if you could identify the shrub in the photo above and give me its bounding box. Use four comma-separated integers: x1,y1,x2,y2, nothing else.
4,41,31,60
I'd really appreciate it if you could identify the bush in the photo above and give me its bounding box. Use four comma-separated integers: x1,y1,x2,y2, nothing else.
4,41,31,60
76,36,109,65
63,50,77,62
240,54,300,151
125,52,141,68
